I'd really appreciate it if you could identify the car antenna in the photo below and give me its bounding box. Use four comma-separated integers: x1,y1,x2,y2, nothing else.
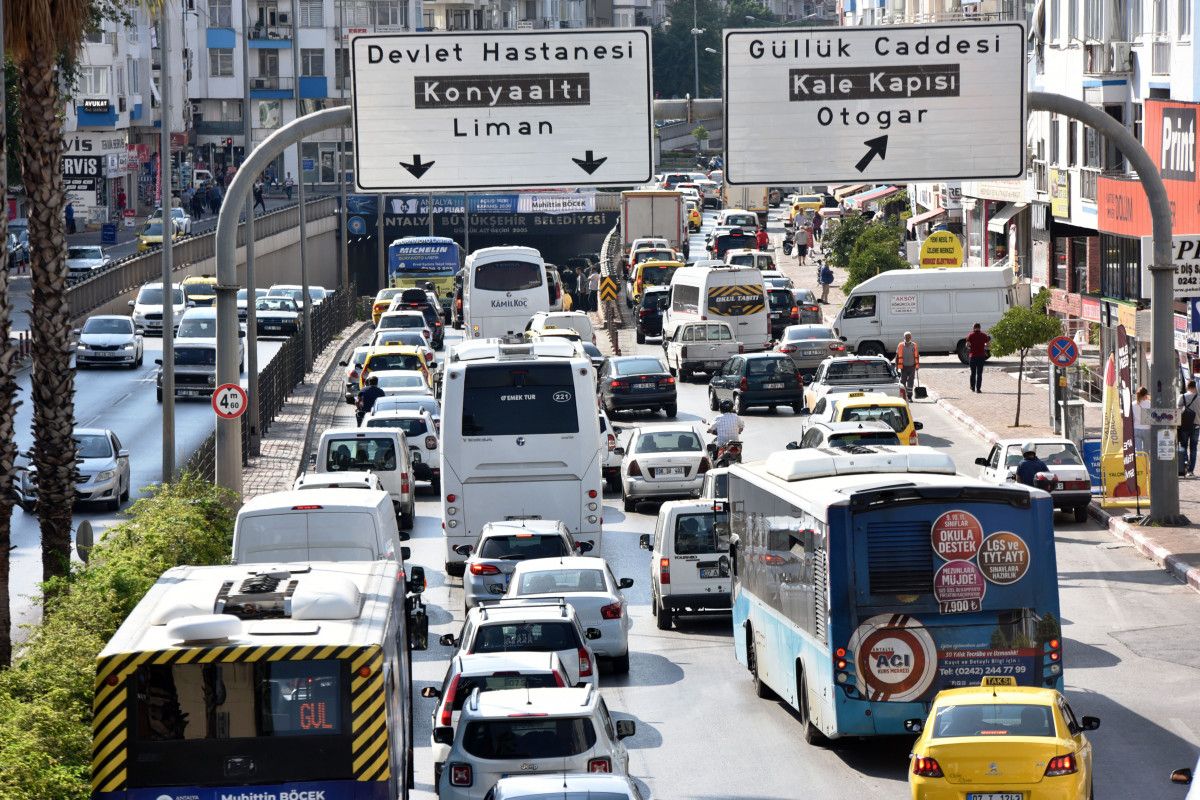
526,684,533,706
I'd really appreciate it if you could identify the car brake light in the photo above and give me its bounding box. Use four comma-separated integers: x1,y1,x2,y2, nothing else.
610,379,625,388
440,675,460,726
739,377,748,391
806,305,820,313
899,387,907,400
638,308,650,317
660,376,675,385
425,435,438,449
607,434,616,451
449,763,472,786
588,758,613,773
911,757,943,778
698,457,711,474
779,344,796,354
659,557,670,585
600,601,622,620
790,306,799,320
829,343,845,352
291,505,323,510
1045,754,1078,777
470,563,501,576
577,647,593,677
628,460,641,477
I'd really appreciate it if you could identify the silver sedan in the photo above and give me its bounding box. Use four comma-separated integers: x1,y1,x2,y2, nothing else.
775,324,847,376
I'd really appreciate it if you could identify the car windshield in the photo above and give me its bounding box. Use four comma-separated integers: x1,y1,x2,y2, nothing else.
74,433,112,459
725,214,757,227
472,622,579,654
674,513,726,555
142,222,166,236
462,717,597,759
931,703,1056,738
83,318,132,335
839,404,910,432
174,347,215,366
177,318,217,338
825,360,896,381
636,431,702,453
787,326,836,341
1004,443,1085,468
747,358,794,377
68,247,103,260
828,432,901,447
795,289,817,303
136,286,182,306
183,283,214,299
376,289,403,302
479,534,570,560
257,298,297,312
325,437,397,471
376,373,425,389
448,673,561,711
473,260,543,292
365,416,427,435
269,288,304,302
514,568,608,594
615,358,665,376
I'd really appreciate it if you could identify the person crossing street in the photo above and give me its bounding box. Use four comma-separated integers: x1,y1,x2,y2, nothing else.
895,331,919,398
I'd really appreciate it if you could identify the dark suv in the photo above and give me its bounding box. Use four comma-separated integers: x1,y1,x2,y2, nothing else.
708,353,804,414
598,355,677,418
636,287,670,343
396,288,445,349
767,288,796,339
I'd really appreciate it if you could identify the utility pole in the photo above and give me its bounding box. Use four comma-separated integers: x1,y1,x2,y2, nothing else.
338,0,350,290
291,23,312,369
159,3,176,481
241,0,261,454
690,0,702,100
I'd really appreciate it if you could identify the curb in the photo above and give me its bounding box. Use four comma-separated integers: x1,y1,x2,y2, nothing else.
928,388,1200,594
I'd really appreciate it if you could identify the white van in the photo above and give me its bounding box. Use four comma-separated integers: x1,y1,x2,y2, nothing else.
832,267,1014,362
314,428,416,530
724,249,776,271
639,499,732,630
231,488,404,563
663,265,771,351
463,246,550,339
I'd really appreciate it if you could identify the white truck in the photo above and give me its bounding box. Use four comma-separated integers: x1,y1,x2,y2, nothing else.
621,190,687,263
721,185,770,225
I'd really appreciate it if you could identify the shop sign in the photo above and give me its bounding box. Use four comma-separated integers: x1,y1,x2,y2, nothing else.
1116,301,1138,335
1140,234,1200,301
1050,168,1070,218
940,183,963,210
82,98,110,113
1080,295,1101,322
961,178,1028,204
918,230,964,268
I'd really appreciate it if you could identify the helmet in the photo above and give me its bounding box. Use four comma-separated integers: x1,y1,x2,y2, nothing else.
1022,442,1037,455
719,400,734,413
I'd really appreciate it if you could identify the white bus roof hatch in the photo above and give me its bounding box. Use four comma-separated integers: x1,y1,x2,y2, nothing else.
765,446,956,482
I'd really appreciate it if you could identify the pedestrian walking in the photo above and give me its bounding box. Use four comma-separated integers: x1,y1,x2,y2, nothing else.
587,269,601,312
284,173,295,201
65,202,76,235
253,181,267,214
191,186,206,220
355,376,385,426
966,322,991,393
818,263,834,304
755,225,769,252
895,331,919,398
116,188,127,212
811,212,824,241
210,183,224,215
796,222,811,264
1180,380,1200,476
1134,387,1151,455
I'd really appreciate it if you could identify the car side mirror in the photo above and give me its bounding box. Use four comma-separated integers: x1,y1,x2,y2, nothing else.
576,540,594,554
72,328,81,336
1081,716,1100,731
238,329,246,338
1171,768,1194,785
127,300,135,308
638,534,651,550
615,719,636,739
154,358,163,365
453,544,473,557
187,301,196,308
585,627,602,640
438,633,458,647
975,457,989,466
400,546,412,562
613,447,625,456
839,336,848,342
618,577,634,589
117,449,130,459
135,328,145,336
786,441,801,450
914,421,924,431
798,407,810,416
903,718,923,734
432,727,455,745
420,686,441,699
408,566,426,595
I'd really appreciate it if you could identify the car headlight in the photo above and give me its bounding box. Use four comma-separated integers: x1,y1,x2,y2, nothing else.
95,470,115,482
123,342,135,350
76,344,87,351
207,375,216,386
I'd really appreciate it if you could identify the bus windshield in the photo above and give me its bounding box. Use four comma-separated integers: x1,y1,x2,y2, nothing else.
473,260,543,292
461,364,579,436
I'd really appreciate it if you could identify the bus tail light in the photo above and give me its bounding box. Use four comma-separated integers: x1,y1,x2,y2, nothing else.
425,435,438,449
470,563,501,576
833,646,851,685
577,647,593,678
911,757,943,778
449,763,473,786
1044,754,1078,777
1044,637,1062,677
659,557,670,585
600,602,622,620
587,758,613,773
440,675,460,726
628,460,641,477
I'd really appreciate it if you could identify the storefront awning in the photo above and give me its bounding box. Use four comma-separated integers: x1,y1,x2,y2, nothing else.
833,183,869,201
987,202,1028,233
845,185,902,209
907,206,947,231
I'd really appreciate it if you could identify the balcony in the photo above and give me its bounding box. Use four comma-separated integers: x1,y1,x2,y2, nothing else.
248,25,293,47
249,75,294,99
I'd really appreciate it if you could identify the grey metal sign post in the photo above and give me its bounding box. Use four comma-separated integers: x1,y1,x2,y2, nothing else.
159,7,176,482
241,0,261,454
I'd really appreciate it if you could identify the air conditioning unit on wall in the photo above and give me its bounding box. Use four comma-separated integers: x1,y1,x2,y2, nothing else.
1109,41,1132,71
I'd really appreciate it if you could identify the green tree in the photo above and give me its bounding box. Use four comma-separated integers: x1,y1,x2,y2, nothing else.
650,0,774,98
989,304,1063,427
821,213,868,270
845,222,906,292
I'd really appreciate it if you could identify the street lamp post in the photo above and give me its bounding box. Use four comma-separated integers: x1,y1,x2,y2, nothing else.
690,0,703,100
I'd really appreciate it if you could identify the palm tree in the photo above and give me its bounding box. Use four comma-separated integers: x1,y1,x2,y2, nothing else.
0,47,15,665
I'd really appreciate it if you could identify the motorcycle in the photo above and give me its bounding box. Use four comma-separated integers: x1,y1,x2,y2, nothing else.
706,440,743,468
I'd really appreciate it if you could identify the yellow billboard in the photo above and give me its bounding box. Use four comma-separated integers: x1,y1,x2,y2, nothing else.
918,230,964,268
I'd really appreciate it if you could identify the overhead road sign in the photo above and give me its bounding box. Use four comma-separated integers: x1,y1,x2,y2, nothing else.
722,23,1026,185
351,30,654,192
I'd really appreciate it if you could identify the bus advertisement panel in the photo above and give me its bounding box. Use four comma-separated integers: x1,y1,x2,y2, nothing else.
388,236,462,312
728,452,1062,742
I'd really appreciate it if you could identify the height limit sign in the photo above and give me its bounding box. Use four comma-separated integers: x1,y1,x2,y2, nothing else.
351,30,653,191
723,24,1026,184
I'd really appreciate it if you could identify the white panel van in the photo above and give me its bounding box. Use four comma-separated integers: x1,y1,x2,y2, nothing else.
662,266,771,351
832,267,1014,361
232,488,403,564
315,428,416,530
639,499,731,630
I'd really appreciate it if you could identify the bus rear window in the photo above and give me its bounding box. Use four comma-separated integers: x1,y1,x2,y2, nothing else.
474,260,543,292
462,364,579,436
134,660,345,740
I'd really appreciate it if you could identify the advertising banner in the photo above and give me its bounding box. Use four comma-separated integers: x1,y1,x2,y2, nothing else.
1100,349,1149,506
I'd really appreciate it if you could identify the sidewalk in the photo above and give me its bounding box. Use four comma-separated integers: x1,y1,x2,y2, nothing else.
765,216,1200,593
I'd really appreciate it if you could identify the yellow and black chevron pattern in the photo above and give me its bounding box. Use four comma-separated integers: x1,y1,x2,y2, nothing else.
707,284,766,316
91,644,390,795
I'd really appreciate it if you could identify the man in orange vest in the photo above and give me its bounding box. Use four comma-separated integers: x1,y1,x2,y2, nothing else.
896,331,919,398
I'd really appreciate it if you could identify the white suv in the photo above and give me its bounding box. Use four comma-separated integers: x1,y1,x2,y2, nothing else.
438,598,602,686
435,686,635,800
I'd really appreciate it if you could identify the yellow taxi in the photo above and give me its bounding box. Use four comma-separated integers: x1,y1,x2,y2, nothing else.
629,246,678,270
359,345,432,389
687,200,702,232
180,274,217,307
907,676,1099,800
631,259,685,302
136,220,183,252
787,195,824,225
823,390,922,445
371,287,406,325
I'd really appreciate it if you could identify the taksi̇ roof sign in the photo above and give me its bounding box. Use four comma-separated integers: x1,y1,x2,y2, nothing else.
351,30,653,192
722,23,1026,185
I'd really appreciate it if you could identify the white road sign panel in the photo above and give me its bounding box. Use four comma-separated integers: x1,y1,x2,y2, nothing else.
1141,235,1200,301
351,30,653,191
723,24,1026,184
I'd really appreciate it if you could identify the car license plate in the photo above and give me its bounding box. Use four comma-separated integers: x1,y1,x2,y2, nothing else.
699,567,720,578
633,382,655,390
967,795,1023,800
763,382,785,389
1054,482,1064,490
803,348,824,356
657,466,684,477
179,389,201,397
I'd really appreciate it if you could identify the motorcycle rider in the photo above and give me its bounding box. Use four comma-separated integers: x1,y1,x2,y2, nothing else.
708,400,745,459
1015,442,1050,487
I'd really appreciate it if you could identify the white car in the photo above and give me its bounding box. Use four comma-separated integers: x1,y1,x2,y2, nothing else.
525,310,596,344
340,345,373,403
66,245,111,277
74,315,143,369
793,420,901,449
150,206,192,235
377,310,433,344
253,296,301,337
373,394,441,432
236,288,268,322
128,282,185,336
617,424,709,511
360,407,441,487
504,557,634,672
266,284,309,309
292,471,384,491
370,369,432,396
422,652,571,783
599,411,622,493
15,427,130,513
975,437,1092,522
489,774,643,800
435,687,634,800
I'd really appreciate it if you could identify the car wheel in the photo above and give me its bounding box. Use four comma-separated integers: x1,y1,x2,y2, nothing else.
156,388,163,403
399,506,415,532
679,367,691,383
445,561,465,578
622,490,637,512
769,405,778,413
107,493,121,512
709,390,719,411
857,341,886,358
120,478,130,503
664,403,677,418
636,328,646,344
135,351,144,368
610,652,630,674
606,474,620,494
431,476,441,493
792,402,804,414
1074,504,1089,523
655,597,672,630
735,393,749,415
748,632,776,699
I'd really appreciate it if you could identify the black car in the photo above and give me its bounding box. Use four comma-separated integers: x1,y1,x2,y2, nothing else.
598,355,677,418
766,288,796,339
708,353,804,414
394,288,444,349
636,287,670,343
713,229,755,259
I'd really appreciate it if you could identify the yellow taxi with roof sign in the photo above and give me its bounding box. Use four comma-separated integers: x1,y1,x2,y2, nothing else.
906,676,1099,800
359,345,432,388
813,390,923,445
631,259,685,303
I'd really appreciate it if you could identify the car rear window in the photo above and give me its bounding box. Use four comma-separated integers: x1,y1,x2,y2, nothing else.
514,569,607,595
931,704,1056,738
472,622,580,653
462,717,597,759
674,513,725,555
615,358,665,376
746,357,794,377
450,673,560,711
828,432,901,447
479,534,570,560
768,290,793,310
636,431,702,452
325,438,397,471
1003,443,1084,468
641,291,668,309
365,417,427,436
380,315,425,329
839,404,910,432
786,326,835,341
366,354,423,372
825,361,896,381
